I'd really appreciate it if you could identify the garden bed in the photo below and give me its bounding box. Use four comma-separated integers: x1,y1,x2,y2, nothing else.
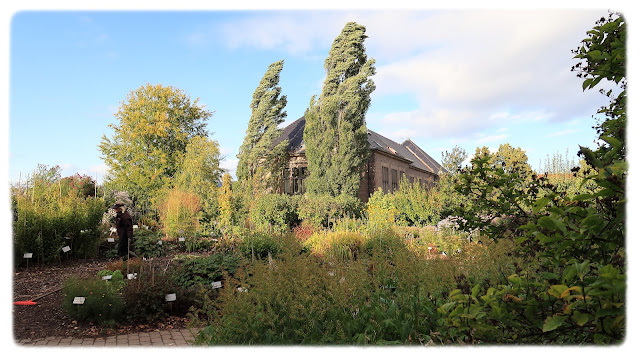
12,257,191,341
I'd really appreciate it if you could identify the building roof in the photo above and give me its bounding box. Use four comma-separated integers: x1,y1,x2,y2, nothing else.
274,116,445,175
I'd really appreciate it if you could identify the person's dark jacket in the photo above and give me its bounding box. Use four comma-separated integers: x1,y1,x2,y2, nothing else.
115,210,134,256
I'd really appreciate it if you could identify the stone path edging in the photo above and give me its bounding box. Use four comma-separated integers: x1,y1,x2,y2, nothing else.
16,328,199,347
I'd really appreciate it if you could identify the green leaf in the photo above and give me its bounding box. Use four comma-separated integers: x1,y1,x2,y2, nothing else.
548,285,569,299
542,315,566,332
572,311,590,326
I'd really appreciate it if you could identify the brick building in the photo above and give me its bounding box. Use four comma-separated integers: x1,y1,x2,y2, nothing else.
273,116,445,202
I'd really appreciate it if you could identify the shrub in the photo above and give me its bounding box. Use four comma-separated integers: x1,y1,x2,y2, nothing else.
96,269,125,291
248,193,299,233
132,228,165,258
62,276,124,324
297,193,363,229
121,263,196,324
173,252,240,289
238,232,284,260
12,165,105,265
157,188,201,240
303,231,365,261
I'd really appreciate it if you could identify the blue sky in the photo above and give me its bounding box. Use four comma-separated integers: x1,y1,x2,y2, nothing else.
7,9,617,183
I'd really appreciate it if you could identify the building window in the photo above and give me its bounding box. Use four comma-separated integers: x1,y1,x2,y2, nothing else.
391,169,398,192
382,166,389,193
400,171,405,183
419,178,423,188
284,167,308,195
409,176,414,184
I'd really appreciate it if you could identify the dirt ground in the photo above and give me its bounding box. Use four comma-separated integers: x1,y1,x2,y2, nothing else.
12,257,190,341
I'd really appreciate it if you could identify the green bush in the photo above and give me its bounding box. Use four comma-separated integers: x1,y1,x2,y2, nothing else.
193,233,515,345
121,265,196,324
173,252,240,289
62,276,124,325
12,166,106,264
297,193,363,229
132,229,165,258
238,232,284,260
249,193,299,233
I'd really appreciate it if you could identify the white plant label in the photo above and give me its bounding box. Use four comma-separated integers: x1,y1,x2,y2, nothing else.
237,287,248,293
157,240,163,245
110,227,117,233
133,225,139,229
212,238,218,242
23,253,33,259
178,237,185,242
107,238,115,243
73,297,85,305
212,281,222,289
102,275,112,280
143,225,149,230
62,246,71,253
80,229,88,234
127,273,137,280
165,293,176,302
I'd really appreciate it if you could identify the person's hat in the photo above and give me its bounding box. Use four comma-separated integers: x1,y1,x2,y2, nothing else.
111,200,125,209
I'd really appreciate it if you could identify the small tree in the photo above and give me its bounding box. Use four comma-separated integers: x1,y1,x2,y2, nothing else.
218,173,234,232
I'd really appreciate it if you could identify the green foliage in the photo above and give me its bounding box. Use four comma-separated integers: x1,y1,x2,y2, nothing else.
97,269,125,287
12,165,106,264
132,228,165,258
218,173,234,231
99,83,211,210
174,135,223,228
173,252,240,289
237,60,289,198
62,276,124,324
248,193,299,233
441,145,468,174
238,232,284,260
297,193,364,229
193,232,513,345
438,13,626,344
303,22,375,197
121,261,196,324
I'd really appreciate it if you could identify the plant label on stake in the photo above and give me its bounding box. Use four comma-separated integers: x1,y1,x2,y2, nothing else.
157,240,163,245
23,253,33,259
133,225,139,229
73,297,85,305
178,237,185,242
62,246,71,253
102,275,112,280
127,273,137,280
165,293,176,302
107,238,115,243
212,281,222,289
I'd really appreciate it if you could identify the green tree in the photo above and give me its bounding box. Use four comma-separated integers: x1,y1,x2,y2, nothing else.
218,173,234,231
237,60,289,197
441,145,468,175
174,135,223,228
303,22,376,197
99,83,211,210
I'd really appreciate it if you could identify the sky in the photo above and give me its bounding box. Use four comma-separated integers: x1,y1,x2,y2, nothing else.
6,7,624,185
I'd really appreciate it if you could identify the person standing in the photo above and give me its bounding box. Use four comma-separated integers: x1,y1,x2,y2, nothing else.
111,200,137,260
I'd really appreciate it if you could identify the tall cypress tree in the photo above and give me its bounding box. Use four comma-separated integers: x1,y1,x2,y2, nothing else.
237,60,288,195
303,22,376,197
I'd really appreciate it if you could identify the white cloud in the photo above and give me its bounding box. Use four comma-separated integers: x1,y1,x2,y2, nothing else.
474,133,508,144
220,157,239,179
546,129,578,138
